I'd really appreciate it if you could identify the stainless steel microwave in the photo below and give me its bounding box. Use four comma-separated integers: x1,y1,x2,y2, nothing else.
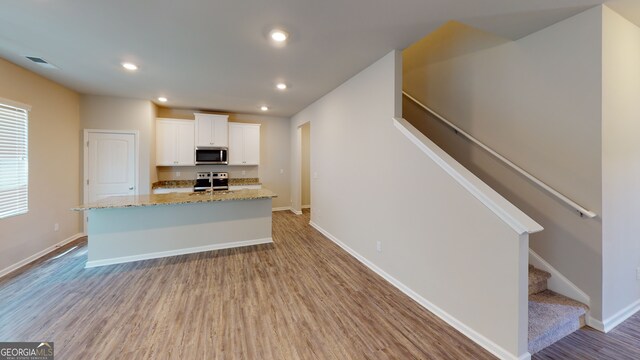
195,147,228,165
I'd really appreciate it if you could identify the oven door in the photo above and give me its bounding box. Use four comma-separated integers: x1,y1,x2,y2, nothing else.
195,147,228,165
211,178,228,190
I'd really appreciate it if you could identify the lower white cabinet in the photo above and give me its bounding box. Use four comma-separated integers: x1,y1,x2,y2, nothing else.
153,188,193,194
229,184,262,191
229,123,260,165
156,118,195,166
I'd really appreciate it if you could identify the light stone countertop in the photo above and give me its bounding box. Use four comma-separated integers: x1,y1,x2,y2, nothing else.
72,188,277,211
228,178,261,186
151,180,195,189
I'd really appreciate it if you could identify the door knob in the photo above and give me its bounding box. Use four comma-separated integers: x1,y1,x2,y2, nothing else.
129,186,134,190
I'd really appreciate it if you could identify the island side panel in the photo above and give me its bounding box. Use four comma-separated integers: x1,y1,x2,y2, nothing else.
85,198,273,267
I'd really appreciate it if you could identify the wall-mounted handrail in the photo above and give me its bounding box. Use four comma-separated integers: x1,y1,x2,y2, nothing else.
403,91,597,219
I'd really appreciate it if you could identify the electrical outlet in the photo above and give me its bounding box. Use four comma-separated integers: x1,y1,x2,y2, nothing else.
376,241,382,252
280,169,284,174
636,267,640,280
176,171,181,177
313,172,318,179
242,170,246,176
54,223,59,232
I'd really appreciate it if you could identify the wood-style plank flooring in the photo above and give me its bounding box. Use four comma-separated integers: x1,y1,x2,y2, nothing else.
533,311,640,360
0,210,495,359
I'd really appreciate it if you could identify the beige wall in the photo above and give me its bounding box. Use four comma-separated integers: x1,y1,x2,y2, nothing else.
301,122,311,207
291,51,532,358
0,58,81,274
155,108,291,209
403,7,605,319
80,95,156,195
602,6,640,323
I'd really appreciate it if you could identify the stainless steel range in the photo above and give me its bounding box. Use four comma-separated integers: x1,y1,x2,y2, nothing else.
194,172,228,192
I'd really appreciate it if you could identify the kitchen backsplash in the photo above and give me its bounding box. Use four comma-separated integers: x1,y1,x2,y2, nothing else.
156,165,259,180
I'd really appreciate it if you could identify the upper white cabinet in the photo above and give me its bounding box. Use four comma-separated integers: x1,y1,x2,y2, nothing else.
156,118,195,166
195,113,228,147
228,123,260,165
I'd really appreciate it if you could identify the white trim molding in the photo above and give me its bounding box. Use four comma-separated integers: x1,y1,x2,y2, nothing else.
309,221,527,360
272,206,292,212
86,237,273,268
589,299,640,333
0,96,32,112
587,317,606,332
0,232,85,279
519,353,532,360
290,209,303,215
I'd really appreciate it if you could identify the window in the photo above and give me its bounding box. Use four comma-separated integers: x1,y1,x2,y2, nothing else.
0,100,28,219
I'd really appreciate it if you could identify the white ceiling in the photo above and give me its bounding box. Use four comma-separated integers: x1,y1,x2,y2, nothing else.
3,0,634,117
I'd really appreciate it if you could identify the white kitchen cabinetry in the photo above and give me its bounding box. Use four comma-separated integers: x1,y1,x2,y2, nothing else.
229,184,262,191
195,113,228,147
153,188,193,194
156,118,195,166
228,123,260,165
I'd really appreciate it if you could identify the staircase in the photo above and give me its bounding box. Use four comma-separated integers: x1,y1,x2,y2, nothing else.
528,265,588,354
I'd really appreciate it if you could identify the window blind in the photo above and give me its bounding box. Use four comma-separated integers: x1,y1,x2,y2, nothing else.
0,102,28,219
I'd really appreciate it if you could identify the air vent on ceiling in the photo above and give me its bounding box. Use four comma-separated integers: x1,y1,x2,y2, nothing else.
26,56,47,64
25,56,58,69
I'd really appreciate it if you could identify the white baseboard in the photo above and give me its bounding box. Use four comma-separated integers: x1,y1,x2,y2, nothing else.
302,205,311,209
587,317,605,332
529,249,590,307
272,206,304,215
0,232,86,279
85,237,273,268
309,221,525,360
519,353,532,360
591,298,640,333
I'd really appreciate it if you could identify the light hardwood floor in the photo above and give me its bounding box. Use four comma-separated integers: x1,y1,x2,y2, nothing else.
533,311,640,359
0,210,499,359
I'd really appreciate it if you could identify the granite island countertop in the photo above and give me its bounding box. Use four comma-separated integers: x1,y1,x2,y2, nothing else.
72,188,277,211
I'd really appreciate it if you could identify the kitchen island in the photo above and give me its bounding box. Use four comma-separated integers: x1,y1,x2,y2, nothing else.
73,189,277,268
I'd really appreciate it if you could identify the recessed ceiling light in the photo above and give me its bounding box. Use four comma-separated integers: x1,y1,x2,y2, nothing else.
276,83,287,90
121,62,138,71
157,97,168,103
269,29,288,43
260,105,269,111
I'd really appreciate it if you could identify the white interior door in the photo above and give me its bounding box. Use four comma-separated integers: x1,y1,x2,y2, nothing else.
88,132,136,202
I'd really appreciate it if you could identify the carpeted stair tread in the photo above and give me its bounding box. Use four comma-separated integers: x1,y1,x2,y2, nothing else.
529,265,551,295
528,290,588,354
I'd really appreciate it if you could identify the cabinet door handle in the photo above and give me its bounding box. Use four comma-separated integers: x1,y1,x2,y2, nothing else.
129,186,134,190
